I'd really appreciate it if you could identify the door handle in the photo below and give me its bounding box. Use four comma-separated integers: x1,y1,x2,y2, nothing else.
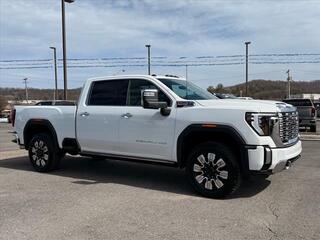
121,113,133,119
80,112,90,117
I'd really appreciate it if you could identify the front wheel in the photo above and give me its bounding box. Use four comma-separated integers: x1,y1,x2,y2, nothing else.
186,142,241,198
28,133,61,172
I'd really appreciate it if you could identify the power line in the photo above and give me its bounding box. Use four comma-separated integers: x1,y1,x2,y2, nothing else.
1,53,320,63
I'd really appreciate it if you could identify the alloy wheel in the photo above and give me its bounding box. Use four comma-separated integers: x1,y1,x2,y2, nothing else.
193,152,229,190
31,140,49,167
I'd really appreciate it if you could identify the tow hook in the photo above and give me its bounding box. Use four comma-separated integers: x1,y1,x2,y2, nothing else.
285,160,292,170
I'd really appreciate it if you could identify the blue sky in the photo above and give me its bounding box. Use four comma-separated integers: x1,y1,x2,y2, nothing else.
0,0,320,90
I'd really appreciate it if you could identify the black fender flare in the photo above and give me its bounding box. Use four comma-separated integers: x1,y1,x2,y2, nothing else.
176,124,249,172
23,119,59,149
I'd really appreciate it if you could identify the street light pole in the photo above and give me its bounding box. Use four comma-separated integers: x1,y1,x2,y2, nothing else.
145,44,151,75
286,69,291,99
23,78,29,104
245,41,251,97
61,0,75,100
50,47,58,101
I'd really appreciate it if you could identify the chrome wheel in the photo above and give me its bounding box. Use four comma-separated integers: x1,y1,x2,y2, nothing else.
31,140,49,167
193,153,229,190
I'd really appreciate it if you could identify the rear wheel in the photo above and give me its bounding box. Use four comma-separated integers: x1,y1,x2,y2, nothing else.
28,133,61,172
186,142,241,198
310,125,317,132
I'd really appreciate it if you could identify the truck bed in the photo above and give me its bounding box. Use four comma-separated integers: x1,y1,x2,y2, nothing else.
14,105,77,148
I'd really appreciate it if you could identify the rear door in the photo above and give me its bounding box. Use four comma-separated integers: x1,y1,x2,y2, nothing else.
118,79,176,161
76,79,128,154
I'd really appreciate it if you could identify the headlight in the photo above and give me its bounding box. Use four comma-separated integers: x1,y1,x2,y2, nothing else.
245,112,278,136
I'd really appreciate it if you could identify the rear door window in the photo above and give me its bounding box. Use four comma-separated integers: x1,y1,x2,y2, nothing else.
88,80,129,106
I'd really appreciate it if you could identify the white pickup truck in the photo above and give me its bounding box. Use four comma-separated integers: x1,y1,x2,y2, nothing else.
12,75,302,198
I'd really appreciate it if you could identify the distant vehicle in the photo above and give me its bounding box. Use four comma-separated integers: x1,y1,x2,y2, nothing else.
313,101,320,118
0,110,11,123
282,98,317,132
35,100,76,106
238,97,253,100
213,93,237,99
11,75,301,198
0,117,8,123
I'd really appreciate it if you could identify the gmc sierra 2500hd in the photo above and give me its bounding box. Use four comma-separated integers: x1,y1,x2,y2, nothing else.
12,75,302,198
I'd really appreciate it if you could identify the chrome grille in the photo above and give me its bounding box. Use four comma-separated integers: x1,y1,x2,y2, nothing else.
279,111,299,144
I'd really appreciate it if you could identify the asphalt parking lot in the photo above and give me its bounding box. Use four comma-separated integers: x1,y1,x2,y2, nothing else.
0,123,319,240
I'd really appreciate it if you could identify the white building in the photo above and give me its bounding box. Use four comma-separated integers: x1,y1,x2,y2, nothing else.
290,94,320,100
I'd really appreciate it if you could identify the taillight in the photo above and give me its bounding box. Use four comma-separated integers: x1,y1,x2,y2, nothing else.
11,109,16,127
311,107,315,117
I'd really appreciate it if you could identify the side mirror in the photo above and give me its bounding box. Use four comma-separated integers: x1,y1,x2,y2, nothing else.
142,89,171,116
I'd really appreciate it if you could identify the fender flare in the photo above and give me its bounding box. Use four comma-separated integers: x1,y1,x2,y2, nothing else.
176,124,248,171
23,119,59,149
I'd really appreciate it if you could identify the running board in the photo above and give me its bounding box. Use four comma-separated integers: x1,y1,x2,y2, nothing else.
81,151,178,167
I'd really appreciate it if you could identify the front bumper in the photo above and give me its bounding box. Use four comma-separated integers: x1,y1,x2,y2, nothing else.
247,140,302,173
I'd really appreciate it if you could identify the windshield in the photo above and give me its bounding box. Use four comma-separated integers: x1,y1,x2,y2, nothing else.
157,78,217,100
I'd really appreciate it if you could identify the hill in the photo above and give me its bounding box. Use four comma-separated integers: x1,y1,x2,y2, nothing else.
0,88,81,102
1,79,320,104
208,79,320,100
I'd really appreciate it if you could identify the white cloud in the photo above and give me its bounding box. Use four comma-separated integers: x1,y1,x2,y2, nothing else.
0,0,319,89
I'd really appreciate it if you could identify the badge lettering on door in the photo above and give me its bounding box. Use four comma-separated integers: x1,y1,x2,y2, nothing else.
136,140,167,145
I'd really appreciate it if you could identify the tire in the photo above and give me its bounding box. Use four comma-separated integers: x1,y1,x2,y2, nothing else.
310,125,317,132
28,133,61,172
186,142,241,198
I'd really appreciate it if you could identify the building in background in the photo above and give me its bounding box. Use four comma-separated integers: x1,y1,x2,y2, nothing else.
291,93,320,100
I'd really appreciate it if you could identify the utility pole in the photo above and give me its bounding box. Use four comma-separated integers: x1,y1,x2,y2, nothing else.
185,64,188,80
185,65,188,99
23,78,29,104
61,0,75,100
145,44,151,75
286,69,291,99
50,47,58,101
245,41,251,97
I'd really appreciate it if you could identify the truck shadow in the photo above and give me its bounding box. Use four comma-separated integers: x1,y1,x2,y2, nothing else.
0,155,270,199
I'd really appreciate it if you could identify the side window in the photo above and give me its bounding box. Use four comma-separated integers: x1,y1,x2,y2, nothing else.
127,79,171,106
88,80,128,106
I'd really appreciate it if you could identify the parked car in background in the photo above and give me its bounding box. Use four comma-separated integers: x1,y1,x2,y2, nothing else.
0,110,11,123
0,117,8,123
282,98,317,132
35,100,76,106
313,100,320,118
212,93,238,99
238,97,253,100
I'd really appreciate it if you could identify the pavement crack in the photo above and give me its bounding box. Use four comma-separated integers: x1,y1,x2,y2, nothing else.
265,224,278,240
268,202,279,219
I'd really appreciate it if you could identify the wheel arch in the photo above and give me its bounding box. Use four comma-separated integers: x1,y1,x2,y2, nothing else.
23,119,60,150
177,124,249,174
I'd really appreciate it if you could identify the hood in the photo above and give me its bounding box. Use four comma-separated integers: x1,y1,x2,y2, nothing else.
195,99,295,113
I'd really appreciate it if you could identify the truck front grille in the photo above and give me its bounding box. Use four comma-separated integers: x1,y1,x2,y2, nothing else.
279,111,299,144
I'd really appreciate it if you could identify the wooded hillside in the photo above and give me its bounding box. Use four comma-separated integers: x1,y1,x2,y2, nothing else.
208,79,320,100
1,79,320,103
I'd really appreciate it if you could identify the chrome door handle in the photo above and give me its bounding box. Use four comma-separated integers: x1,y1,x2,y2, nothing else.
80,112,90,117
121,113,133,119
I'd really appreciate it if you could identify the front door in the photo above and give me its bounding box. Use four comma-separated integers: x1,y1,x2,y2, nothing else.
118,79,176,161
